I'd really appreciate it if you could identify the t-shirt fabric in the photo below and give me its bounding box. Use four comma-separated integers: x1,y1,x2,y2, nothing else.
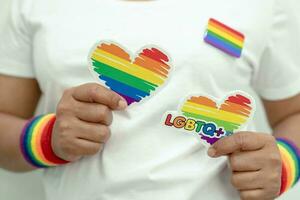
0,0,300,200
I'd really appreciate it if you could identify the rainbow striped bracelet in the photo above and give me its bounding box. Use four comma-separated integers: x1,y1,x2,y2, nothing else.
277,138,300,195
20,114,69,168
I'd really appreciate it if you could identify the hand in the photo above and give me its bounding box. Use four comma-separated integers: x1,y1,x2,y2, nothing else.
52,83,127,161
207,132,282,200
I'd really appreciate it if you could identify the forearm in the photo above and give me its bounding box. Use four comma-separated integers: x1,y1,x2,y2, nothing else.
272,112,300,147
0,112,35,172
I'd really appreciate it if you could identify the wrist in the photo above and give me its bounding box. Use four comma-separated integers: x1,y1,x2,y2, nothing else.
20,114,69,168
276,137,300,195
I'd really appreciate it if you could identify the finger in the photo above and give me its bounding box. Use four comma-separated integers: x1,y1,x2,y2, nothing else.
74,121,111,143
73,139,104,156
74,101,113,125
229,151,264,172
231,171,263,190
72,83,127,110
239,189,265,200
208,132,267,157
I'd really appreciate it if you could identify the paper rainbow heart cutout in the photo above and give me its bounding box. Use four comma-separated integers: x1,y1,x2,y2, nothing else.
163,92,256,145
88,41,171,105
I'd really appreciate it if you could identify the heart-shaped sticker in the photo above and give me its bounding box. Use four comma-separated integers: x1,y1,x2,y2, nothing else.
88,41,171,105
163,92,255,145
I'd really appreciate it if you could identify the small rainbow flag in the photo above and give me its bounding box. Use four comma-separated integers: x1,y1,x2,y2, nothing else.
204,18,245,58
181,94,253,136
90,42,171,105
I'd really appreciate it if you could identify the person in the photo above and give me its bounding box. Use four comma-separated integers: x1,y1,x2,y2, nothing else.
0,0,300,199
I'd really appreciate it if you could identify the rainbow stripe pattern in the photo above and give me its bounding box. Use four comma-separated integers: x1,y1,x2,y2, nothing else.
89,42,171,105
181,93,253,144
20,114,69,168
204,18,245,58
277,138,300,195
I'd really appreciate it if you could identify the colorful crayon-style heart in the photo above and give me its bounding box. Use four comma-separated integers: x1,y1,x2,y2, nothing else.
180,93,254,144
88,41,171,105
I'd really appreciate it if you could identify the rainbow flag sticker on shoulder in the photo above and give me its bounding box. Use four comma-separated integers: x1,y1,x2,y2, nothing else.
204,18,245,58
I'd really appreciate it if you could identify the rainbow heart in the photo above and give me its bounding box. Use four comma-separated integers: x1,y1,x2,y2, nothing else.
180,92,255,144
88,41,171,105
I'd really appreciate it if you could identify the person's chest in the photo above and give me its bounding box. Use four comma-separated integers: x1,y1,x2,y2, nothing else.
29,0,273,101
32,2,271,197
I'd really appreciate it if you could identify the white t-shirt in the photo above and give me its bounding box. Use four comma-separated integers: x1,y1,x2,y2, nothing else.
1,0,300,199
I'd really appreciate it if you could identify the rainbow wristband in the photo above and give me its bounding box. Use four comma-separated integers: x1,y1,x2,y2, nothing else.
277,138,300,195
20,114,69,168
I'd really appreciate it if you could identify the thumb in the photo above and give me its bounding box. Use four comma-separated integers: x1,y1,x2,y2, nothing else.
106,91,128,110
72,83,128,110
207,132,265,158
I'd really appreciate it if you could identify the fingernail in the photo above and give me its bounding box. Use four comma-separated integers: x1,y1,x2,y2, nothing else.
117,98,128,110
207,147,217,157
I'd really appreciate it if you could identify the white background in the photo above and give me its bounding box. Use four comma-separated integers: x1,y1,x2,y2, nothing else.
0,0,299,199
